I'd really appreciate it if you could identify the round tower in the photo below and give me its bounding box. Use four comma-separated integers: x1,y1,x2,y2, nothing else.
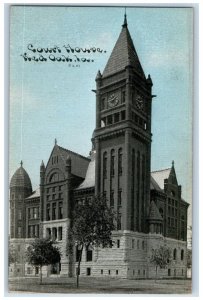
10,161,32,238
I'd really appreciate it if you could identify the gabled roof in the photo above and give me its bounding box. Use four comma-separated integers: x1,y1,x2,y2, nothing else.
151,168,171,190
26,188,40,200
58,146,90,179
75,151,95,190
102,19,145,78
148,200,163,221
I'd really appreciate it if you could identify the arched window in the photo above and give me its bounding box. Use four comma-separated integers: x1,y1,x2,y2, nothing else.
118,148,123,175
159,208,164,218
110,149,115,177
49,172,59,183
181,249,184,260
173,248,177,260
103,152,107,179
181,215,185,240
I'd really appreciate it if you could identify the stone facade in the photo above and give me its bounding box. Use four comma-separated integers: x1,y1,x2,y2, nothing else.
9,15,189,279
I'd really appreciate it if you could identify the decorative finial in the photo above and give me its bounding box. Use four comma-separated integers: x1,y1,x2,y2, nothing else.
40,160,45,167
20,160,23,167
122,7,128,28
172,160,174,167
54,138,57,145
96,70,102,80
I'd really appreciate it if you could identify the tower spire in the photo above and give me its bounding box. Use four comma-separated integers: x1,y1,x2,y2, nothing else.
20,160,23,167
122,7,127,28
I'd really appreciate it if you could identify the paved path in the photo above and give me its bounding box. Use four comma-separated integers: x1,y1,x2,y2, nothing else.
8,276,192,294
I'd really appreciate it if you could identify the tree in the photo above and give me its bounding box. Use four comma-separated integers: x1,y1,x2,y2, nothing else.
187,248,192,269
26,238,61,284
150,245,172,281
8,244,18,266
70,195,115,288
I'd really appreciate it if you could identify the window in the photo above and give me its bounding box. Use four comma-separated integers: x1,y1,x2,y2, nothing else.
108,270,111,275
47,188,49,193
52,187,55,192
76,246,81,262
101,269,103,275
173,248,177,260
46,228,51,239
52,194,56,200
168,269,171,276
143,270,145,276
117,240,120,248
121,110,126,120
59,193,62,199
52,203,56,220
132,239,135,249
17,226,22,238
101,98,105,110
58,202,63,219
87,268,91,276
114,112,119,123
117,214,121,230
59,186,62,191
49,172,59,183
118,190,122,206
18,210,22,220
58,227,62,240
118,148,123,175
103,152,107,179
35,225,39,238
86,246,93,262
181,250,184,260
27,267,32,274
142,241,145,250
110,149,115,176
121,91,126,103
174,269,176,276
159,208,163,218
52,227,57,241
107,115,113,125
116,270,118,275
35,267,39,275
47,195,50,201
137,240,140,249
138,270,140,275
34,207,38,219
110,191,114,207
47,204,50,221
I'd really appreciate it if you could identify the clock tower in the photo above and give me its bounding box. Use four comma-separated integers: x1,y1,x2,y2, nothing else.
93,14,153,233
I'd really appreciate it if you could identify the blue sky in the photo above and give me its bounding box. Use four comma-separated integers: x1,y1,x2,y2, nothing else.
9,6,193,224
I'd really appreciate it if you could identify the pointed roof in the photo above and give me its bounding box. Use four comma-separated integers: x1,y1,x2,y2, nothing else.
26,188,40,200
151,168,171,190
10,162,32,190
148,200,163,221
102,16,145,78
168,160,178,185
75,151,96,190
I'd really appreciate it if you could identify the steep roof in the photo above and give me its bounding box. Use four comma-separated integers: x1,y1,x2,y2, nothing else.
151,168,171,190
10,161,32,190
57,145,90,179
26,188,40,200
102,17,145,78
148,200,163,221
75,151,95,190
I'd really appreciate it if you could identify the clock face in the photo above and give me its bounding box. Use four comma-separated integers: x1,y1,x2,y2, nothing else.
108,93,119,108
135,95,144,110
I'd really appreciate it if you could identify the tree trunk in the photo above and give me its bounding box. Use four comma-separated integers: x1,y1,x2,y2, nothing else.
76,245,83,288
155,265,158,283
40,266,43,284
